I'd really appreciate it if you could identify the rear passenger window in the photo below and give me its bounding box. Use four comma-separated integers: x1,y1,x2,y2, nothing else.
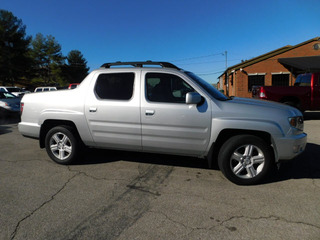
294,73,311,86
95,73,134,100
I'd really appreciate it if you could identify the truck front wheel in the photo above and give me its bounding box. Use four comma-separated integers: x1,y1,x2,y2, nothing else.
283,101,297,108
45,126,79,165
218,135,273,185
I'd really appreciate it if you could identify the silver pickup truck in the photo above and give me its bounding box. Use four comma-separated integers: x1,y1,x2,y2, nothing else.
19,61,307,185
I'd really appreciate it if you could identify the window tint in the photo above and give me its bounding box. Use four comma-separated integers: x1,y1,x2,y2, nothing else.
146,73,193,103
95,73,134,100
6,87,21,92
186,72,229,101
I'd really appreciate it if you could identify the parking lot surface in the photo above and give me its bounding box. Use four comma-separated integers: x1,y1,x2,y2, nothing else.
0,113,320,240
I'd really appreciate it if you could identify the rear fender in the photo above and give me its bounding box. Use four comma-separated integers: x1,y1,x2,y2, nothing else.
38,110,94,148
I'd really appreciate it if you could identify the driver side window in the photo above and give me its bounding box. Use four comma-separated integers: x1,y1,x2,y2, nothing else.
146,73,194,103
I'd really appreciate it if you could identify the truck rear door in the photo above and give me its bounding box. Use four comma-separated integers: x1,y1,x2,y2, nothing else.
84,70,142,150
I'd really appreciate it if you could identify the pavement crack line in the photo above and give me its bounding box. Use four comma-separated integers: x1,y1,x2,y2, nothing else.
218,215,320,230
0,158,44,164
149,210,205,231
126,185,161,196
67,166,129,182
10,173,80,240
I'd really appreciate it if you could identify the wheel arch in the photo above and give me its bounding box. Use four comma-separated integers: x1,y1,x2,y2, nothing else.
40,120,81,148
280,96,301,108
207,129,275,169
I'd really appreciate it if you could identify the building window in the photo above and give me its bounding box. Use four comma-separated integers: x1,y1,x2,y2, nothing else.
95,73,135,100
272,74,289,86
248,75,264,92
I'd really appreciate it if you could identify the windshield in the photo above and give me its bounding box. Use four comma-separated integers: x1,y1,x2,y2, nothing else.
0,92,17,99
185,72,229,101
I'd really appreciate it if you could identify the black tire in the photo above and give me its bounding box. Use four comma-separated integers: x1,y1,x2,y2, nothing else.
45,126,79,165
218,135,274,185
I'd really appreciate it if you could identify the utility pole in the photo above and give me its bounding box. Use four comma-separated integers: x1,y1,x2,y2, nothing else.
225,51,228,96
225,51,228,69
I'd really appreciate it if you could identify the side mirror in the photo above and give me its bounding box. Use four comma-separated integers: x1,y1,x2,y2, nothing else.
186,92,202,104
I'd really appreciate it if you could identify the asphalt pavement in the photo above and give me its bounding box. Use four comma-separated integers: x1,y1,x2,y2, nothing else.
0,112,319,240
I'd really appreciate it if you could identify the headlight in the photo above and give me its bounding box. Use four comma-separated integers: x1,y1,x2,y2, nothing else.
288,116,304,130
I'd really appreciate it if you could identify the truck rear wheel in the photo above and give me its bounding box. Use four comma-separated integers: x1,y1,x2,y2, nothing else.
218,135,273,185
45,126,79,165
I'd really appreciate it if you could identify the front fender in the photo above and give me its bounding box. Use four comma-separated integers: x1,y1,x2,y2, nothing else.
209,118,284,143
206,118,285,161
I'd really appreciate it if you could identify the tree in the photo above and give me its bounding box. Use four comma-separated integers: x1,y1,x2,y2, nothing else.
31,33,65,86
0,10,31,86
64,50,89,84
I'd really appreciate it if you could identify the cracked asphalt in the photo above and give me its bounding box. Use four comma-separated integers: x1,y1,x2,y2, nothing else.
0,112,320,240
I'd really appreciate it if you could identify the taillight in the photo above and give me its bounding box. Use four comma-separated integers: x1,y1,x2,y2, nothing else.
259,88,266,98
20,102,24,114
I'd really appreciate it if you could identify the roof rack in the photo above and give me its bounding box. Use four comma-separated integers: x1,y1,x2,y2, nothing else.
100,61,180,70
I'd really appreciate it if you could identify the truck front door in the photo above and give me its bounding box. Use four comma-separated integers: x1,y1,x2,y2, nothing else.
312,72,320,110
140,71,211,156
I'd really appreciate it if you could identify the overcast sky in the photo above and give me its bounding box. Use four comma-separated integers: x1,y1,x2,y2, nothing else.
2,0,320,83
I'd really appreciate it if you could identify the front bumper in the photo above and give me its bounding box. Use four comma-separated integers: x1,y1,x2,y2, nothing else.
274,133,307,160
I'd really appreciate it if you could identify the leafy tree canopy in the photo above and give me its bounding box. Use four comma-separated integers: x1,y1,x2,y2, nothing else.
31,33,65,86
31,33,65,67
0,9,31,85
65,50,89,83
0,10,90,88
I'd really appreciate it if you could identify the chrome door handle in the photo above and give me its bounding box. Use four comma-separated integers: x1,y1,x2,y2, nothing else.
145,110,155,116
89,107,97,112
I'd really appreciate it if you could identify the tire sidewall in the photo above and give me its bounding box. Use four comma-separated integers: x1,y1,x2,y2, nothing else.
45,126,78,165
218,135,273,185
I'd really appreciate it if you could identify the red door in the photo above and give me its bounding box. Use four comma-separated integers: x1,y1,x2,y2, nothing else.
311,73,320,110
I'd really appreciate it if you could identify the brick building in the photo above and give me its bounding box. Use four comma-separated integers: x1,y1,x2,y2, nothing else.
218,37,320,98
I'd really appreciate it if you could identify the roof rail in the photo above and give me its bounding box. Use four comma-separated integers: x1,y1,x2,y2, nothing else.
100,61,180,70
